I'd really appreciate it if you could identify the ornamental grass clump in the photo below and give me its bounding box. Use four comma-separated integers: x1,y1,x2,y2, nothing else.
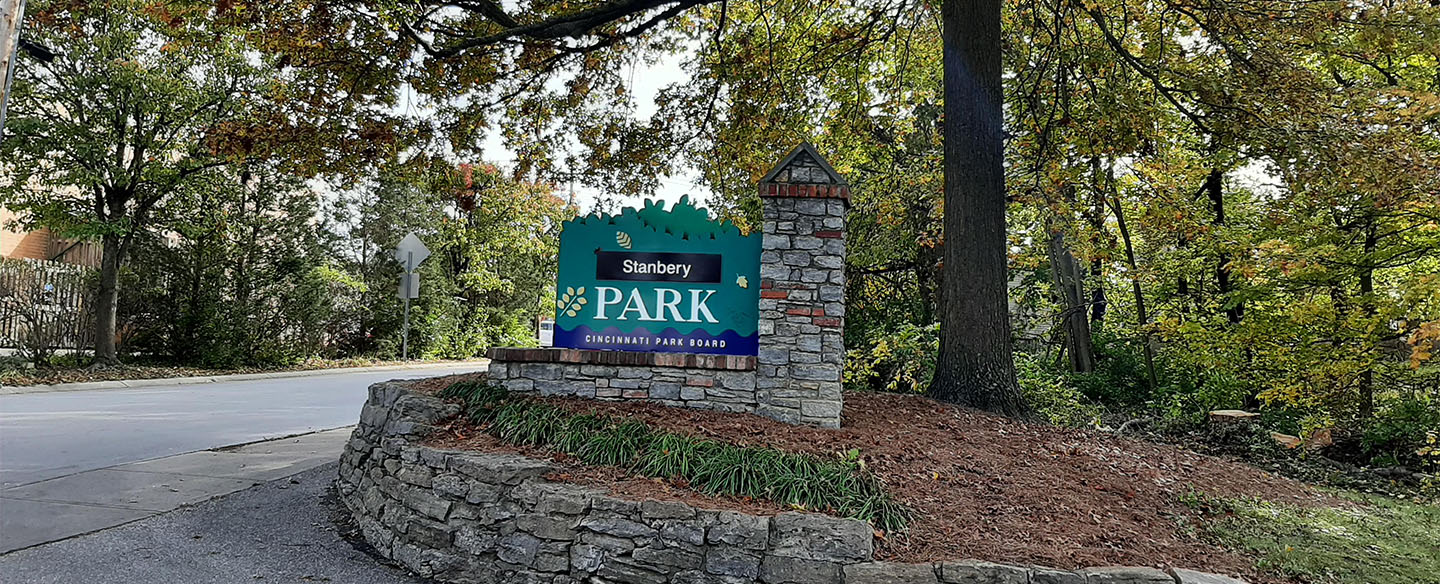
439,380,509,424
438,380,912,531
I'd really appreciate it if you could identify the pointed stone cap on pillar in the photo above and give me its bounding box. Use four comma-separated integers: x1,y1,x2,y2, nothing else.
758,142,849,204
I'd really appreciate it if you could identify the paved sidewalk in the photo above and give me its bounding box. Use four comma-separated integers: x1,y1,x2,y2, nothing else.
0,428,354,553
0,463,423,584
1,359,486,395
1,364,481,487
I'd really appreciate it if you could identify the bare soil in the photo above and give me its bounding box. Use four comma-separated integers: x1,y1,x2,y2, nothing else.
417,383,1338,582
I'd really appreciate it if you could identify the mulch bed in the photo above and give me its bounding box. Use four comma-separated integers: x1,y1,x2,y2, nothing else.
416,382,1338,582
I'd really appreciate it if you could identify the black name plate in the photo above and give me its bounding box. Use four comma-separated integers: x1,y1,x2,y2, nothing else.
595,251,721,283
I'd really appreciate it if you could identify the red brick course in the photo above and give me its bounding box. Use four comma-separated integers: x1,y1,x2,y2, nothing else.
758,183,851,201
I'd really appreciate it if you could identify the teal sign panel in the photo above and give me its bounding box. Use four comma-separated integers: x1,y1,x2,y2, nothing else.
554,196,761,356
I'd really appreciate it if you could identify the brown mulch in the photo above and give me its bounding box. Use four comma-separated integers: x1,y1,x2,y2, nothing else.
420,387,1340,582
406,372,487,394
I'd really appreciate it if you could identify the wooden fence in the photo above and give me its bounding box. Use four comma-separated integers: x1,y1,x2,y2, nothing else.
0,258,96,351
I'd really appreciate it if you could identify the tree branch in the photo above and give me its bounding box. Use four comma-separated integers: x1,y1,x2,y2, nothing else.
409,0,723,58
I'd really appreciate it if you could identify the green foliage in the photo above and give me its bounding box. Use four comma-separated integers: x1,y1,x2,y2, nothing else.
439,381,911,531
1014,354,1103,428
577,421,657,469
327,163,568,361
844,323,938,394
115,167,349,367
65,158,564,368
491,401,567,446
1362,396,1440,469
1183,491,1440,584
1419,432,1440,499
1,1,405,366
2,0,267,224
635,433,712,478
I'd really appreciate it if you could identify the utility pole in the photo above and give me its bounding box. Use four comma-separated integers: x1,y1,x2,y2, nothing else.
0,0,25,138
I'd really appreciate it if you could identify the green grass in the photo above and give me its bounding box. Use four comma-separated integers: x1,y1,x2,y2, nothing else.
1182,490,1440,584
438,380,911,531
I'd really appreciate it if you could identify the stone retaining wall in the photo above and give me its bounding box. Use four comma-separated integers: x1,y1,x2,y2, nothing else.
338,381,1247,584
486,348,759,413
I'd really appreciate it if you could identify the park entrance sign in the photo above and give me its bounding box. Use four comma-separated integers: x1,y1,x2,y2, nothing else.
490,142,849,428
553,196,761,356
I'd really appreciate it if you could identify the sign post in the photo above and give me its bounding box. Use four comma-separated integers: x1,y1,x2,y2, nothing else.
394,233,430,361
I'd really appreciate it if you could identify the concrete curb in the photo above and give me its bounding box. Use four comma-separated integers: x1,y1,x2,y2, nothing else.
0,360,488,396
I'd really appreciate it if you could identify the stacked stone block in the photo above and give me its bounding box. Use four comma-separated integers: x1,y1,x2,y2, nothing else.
755,189,848,428
485,351,759,414
339,381,1249,584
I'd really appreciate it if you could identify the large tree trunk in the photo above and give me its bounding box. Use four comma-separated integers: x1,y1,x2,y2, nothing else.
928,0,1028,417
92,232,124,367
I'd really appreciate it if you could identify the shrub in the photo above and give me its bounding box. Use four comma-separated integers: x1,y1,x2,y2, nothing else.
843,322,937,393
1362,395,1440,468
1067,331,1156,407
1014,353,1103,427
1418,432,1440,501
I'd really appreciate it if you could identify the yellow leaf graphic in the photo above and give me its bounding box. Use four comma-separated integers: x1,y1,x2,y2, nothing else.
616,231,632,249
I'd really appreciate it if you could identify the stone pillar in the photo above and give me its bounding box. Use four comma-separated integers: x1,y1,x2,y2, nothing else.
755,143,849,428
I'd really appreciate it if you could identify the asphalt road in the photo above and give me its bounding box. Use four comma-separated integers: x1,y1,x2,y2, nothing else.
0,463,426,584
0,364,480,488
